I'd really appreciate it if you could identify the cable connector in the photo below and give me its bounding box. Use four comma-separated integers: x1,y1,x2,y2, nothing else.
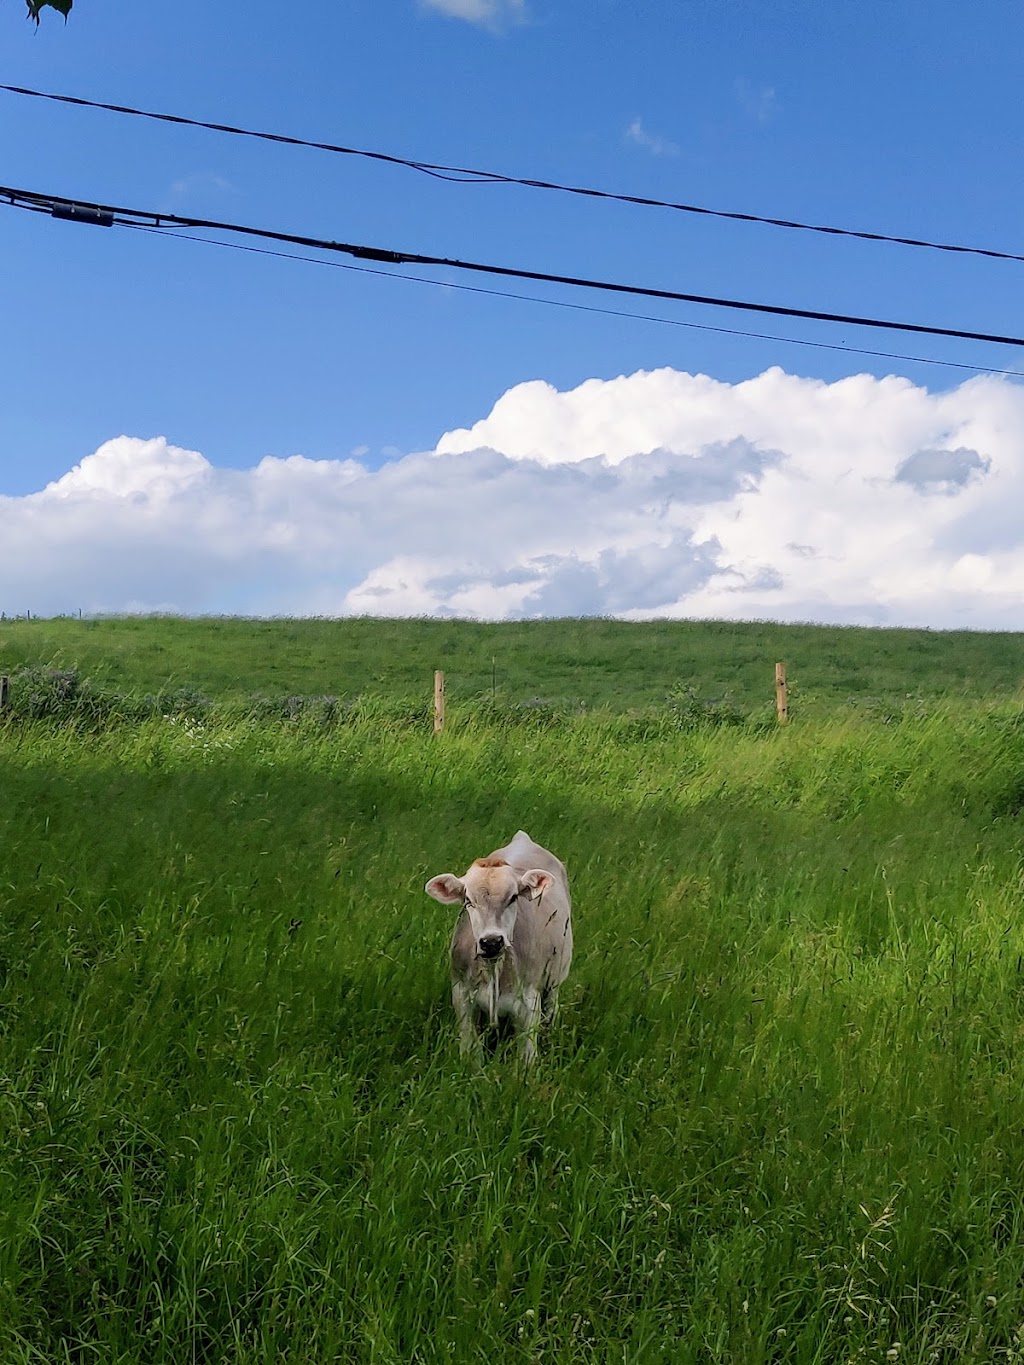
50,201,114,227
347,244,408,265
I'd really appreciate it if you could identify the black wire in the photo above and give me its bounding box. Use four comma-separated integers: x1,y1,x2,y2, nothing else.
3,81,1023,265
3,181,1023,350
125,224,1024,380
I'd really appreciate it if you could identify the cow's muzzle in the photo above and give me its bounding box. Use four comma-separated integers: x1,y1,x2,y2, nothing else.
478,934,505,960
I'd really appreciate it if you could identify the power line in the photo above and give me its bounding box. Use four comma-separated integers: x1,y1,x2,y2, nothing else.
128,223,1024,380
3,181,1023,351
3,81,1023,266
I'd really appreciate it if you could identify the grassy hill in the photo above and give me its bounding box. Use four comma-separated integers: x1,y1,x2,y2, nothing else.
1,614,1023,717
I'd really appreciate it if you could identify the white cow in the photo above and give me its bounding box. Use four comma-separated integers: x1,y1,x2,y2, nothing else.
425,830,573,1064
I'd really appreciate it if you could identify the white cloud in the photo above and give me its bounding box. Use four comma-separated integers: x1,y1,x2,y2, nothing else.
420,0,526,28
4,368,1024,626
625,117,679,158
735,78,777,123
169,174,234,195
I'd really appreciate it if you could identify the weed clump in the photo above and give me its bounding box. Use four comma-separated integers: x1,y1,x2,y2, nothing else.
667,683,747,731
148,685,213,722
2,668,211,728
7,665,132,726
245,693,345,727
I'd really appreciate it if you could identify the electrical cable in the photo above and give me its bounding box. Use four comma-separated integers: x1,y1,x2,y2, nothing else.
127,223,1024,380
3,81,1023,264
2,182,1023,351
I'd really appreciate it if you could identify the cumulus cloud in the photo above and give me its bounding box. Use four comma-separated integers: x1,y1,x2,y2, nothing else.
4,367,1024,626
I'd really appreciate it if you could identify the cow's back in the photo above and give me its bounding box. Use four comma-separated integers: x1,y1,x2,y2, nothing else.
490,830,572,993
490,830,570,904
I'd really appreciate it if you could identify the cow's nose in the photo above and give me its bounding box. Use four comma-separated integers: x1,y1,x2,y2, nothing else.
479,934,505,959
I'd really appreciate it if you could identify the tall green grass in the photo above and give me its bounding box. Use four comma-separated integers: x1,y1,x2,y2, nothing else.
3,698,1024,1360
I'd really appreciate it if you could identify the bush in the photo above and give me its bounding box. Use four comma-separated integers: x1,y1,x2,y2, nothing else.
2,669,212,728
152,686,213,722
5,666,132,725
244,693,348,729
667,683,746,731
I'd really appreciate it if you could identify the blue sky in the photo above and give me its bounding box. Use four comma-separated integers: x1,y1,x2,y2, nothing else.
2,0,1024,623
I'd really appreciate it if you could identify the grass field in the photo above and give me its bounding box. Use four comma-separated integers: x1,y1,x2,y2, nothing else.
3,613,1024,717
3,620,1024,1361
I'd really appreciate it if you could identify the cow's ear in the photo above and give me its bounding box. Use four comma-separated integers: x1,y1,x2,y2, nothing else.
518,869,554,900
425,874,465,904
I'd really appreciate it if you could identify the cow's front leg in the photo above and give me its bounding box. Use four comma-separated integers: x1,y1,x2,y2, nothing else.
516,985,543,1066
452,982,483,1065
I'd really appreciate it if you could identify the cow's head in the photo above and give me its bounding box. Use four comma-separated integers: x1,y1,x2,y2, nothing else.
425,856,554,960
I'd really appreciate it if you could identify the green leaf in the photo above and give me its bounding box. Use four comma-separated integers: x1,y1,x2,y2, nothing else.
25,0,73,23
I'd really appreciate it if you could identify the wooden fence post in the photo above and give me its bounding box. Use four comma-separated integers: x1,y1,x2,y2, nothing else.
0,676,8,711
775,661,789,725
433,670,445,734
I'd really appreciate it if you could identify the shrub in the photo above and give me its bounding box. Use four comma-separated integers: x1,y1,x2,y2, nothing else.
667,683,746,731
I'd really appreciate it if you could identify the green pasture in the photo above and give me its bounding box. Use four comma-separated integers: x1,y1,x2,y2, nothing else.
2,613,1024,717
3,622,1024,1360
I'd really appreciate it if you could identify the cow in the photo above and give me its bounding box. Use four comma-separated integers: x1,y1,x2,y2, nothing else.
425,830,573,1064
